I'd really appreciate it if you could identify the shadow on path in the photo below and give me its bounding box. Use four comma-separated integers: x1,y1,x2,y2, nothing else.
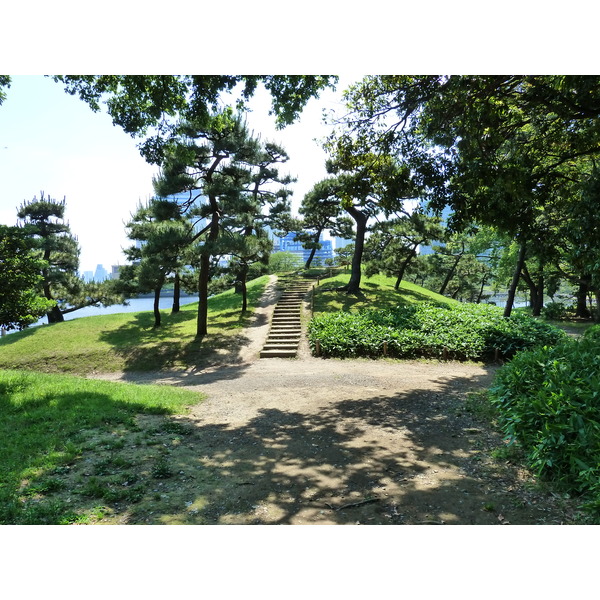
116,366,564,525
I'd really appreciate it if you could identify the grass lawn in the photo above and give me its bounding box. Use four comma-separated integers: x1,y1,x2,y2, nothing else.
312,272,457,314
0,369,201,524
0,276,271,523
0,275,270,375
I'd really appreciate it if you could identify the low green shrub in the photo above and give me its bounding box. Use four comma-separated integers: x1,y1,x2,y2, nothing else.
541,301,567,320
489,335,600,512
584,324,600,342
308,302,565,360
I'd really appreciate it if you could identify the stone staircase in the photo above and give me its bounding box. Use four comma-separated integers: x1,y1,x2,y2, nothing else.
260,276,313,358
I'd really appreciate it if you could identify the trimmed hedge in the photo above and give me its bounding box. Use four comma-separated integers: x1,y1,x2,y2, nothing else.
308,302,565,361
489,326,600,511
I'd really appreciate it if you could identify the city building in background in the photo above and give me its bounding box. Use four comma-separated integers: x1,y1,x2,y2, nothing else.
272,231,334,264
81,264,120,281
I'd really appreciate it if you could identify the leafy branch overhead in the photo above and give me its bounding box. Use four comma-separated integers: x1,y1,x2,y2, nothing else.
53,75,337,163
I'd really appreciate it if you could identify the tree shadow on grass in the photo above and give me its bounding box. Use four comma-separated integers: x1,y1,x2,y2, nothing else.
0,383,182,525
0,324,48,346
315,282,448,314
8,365,580,525
98,307,256,374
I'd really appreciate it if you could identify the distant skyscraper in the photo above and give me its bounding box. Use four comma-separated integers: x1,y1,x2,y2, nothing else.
93,264,109,282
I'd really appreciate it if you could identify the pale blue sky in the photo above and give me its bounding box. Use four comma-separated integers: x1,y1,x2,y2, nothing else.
0,75,350,272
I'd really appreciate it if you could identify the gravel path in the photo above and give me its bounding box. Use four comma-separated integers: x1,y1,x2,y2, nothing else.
90,276,577,524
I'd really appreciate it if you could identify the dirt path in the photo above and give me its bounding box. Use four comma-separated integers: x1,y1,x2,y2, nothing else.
93,277,578,524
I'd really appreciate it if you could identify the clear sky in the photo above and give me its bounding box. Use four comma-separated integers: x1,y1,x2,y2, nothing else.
0,75,353,273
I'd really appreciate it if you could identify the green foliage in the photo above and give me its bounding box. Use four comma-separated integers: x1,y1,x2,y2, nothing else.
489,334,600,511
308,302,565,360
268,251,303,273
16,193,123,322
54,75,336,163
153,110,293,333
364,212,446,287
541,301,567,320
0,225,54,330
0,75,10,105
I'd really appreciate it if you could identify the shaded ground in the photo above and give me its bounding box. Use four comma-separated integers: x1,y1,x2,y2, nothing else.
80,277,583,525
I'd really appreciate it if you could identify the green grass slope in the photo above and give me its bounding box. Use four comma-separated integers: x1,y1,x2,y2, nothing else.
312,272,457,314
0,276,269,375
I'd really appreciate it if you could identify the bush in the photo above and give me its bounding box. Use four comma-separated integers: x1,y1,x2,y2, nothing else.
308,302,565,360
541,301,567,320
489,335,600,511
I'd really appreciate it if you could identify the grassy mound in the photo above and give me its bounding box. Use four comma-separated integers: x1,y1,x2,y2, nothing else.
312,272,457,314
0,276,269,375
308,273,565,361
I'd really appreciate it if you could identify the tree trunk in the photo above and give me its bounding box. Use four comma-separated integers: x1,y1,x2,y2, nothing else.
574,276,592,319
172,272,180,314
438,244,464,296
153,286,162,328
520,263,544,316
394,246,418,290
342,206,368,294
196,201,220,338
476,273,489,304
42,278,64,323
239,263,249,313
532,273,544,316
46,305,64,323
504,240,527,318
304,229,323,270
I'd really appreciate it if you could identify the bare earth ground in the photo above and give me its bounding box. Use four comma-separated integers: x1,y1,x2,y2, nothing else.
91,277,581,524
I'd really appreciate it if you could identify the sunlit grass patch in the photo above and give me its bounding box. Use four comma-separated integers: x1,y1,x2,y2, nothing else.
312,272,457,314
0,369,201,524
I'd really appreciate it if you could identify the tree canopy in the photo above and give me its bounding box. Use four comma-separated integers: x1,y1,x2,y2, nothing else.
331,75,600,314
17,193,123,323
53,75,337,163
152,109,294,336
0,225,54,330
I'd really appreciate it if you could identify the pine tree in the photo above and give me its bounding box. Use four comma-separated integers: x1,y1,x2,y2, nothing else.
154,110,293,336
0,225,54,330
17,193,122,323
122,199,190,328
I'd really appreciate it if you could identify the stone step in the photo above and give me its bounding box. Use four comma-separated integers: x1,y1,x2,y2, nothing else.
260,276,312,359
263,343,299,351
260,349,297,358
272,316,301,321
267,327,302,339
